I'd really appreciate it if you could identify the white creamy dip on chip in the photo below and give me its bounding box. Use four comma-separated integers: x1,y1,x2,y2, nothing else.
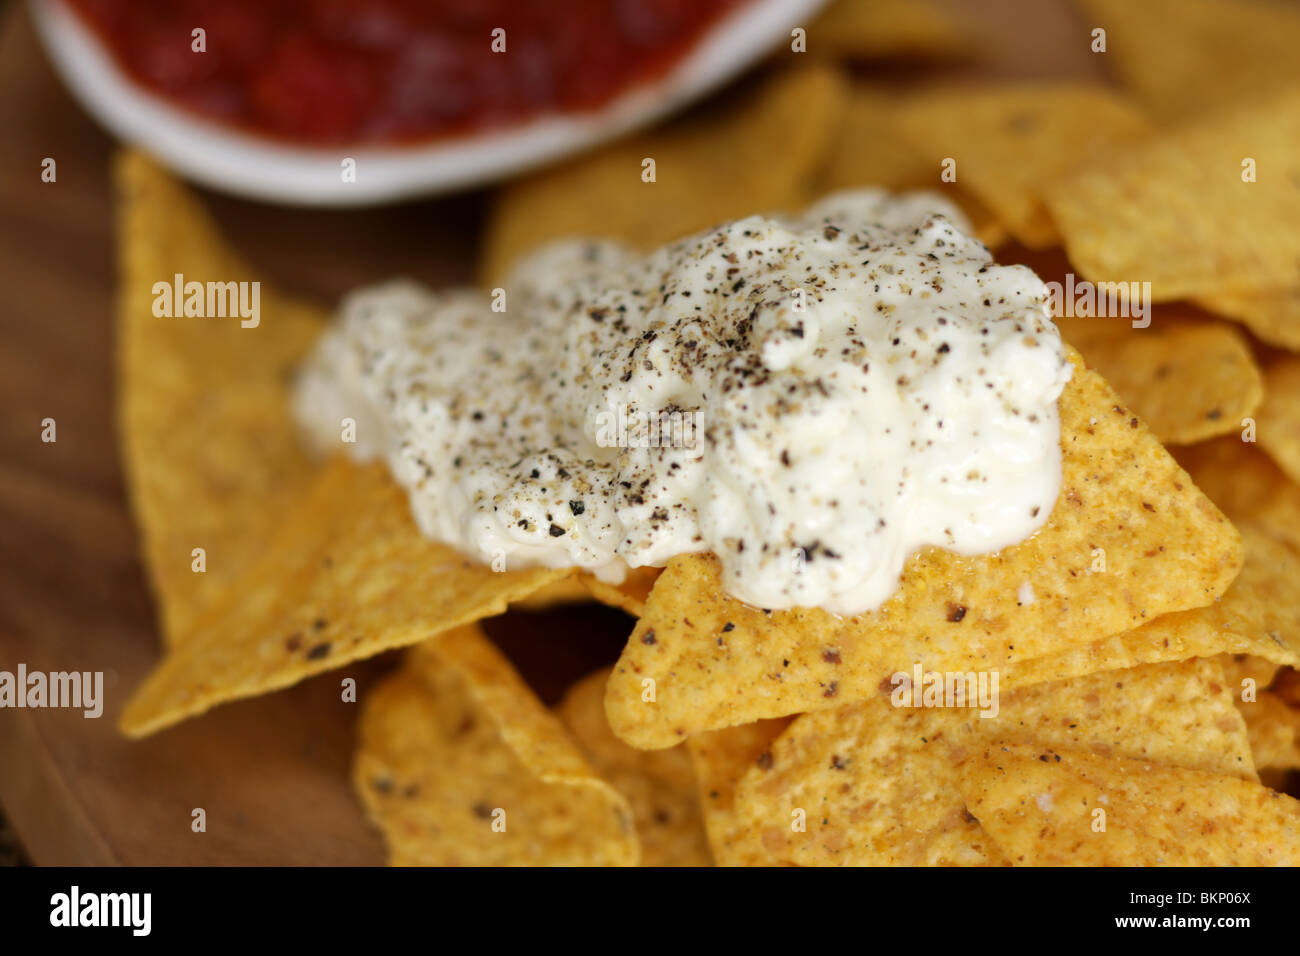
294,190,1072,614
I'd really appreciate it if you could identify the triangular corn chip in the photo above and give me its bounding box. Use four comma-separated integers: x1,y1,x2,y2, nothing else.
116,151,325,645
1078,0,1300,122
726,659,1253,866
685,719,792,867
1056,314,1261,445
895,84,1150,247
119,459,567,737
557,670,710,866
1176,436,1300,554
957,743,1300,866
354,626,637,866
607,351,1243,748
1045,88,1300,299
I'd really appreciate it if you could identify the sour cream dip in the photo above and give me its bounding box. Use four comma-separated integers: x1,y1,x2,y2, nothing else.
293,190,1072,615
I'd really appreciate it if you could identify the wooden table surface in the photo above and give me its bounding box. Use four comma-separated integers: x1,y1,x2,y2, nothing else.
0,0,1097,864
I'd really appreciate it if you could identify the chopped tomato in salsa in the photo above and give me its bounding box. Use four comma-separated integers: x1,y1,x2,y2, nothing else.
64,0,748,145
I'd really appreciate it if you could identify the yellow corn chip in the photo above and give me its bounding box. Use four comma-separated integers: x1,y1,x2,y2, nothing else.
1256,357,1300,485
684,719,792,866
727,659,1252,866
1045,88,1300,299
512,567,662,615
957,743,1300,866
1239,691,1300,772
1004,523,1300,690
806,0,968,61
119,459,567,737
1056,314,1261,445
607,350,1243,748
816,84,1008,247
1078,0,1300,122
1198,286,1300,352
1176,436,1300,554
896,84,1150,247
354,625,637,866
480,62,848,282
510,574,592,611
1220,653,1283,693
116,151,326,645
557,670,710,866
578,567,662,618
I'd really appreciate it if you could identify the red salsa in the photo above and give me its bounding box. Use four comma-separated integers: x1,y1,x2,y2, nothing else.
64,0,749,146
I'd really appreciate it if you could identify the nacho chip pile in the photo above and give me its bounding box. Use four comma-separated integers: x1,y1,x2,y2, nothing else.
116,0,1300,865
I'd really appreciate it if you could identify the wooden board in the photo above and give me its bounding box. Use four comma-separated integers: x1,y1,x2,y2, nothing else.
0,0,1099,864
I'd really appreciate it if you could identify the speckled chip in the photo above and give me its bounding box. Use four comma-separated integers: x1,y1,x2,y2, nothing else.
1004,522,1300,687
557,669,711,866
895,84,1150,247
606,349,1243,749
118,459,569,737
685,719,793,867
723,658,1253,866
1056,313,1261,445
957,743,1300,866
354,626,638,866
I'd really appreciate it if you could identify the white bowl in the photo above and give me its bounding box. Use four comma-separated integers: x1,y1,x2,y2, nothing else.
31,0,828,206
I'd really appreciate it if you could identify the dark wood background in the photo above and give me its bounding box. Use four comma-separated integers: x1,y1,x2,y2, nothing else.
0,0,1097,864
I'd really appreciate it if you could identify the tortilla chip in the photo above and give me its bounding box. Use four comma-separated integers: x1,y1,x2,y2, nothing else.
579,567,662,618
727,659,1252,865
354,625,637,866
1006,524,1300,690
1176,436,1300,554
116,151,326,645
957,743,1300,866
510,574,592,611
1197,286,1300,352
119,459,567,737
806,0,968,61
480,62,847,282
1220,653,1283,693
1239,691,1300,772
1256,357,1300,485
557,669,710,866
684,719,792,866
1045,88,1300,299
896,84,1150,247
606,350,1243,748
1078,0,1300,122
512,567,662,615
1057,315,1261,445
816,84,1008,247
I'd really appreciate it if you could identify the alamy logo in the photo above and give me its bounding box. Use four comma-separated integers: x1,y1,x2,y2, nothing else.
594,405,703,449
889,664,999,718
1044,274,1151,328
152,272,261,328
0,664,103,718
50,886,151,936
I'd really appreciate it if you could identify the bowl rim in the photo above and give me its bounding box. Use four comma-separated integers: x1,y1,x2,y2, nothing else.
30,0,828,206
